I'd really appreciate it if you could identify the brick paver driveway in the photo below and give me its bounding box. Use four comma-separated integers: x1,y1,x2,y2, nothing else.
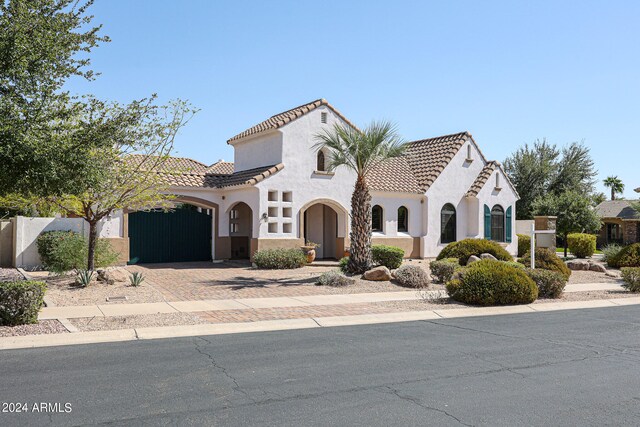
126,261,407,302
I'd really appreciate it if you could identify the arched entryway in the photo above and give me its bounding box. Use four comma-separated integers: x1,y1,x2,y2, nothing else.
228,202,253,259
299,200,348,260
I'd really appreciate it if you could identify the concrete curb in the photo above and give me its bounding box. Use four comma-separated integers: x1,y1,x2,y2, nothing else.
3,297,640,351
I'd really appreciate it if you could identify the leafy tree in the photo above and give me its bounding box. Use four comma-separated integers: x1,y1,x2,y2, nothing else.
315,122,405,273
603,176,625,201
591,192,607,207
0,0,109,196
504,139,596,219
532,191,601,257
2,96,197,270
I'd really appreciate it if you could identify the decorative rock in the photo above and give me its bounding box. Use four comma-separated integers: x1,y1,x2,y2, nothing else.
97,269,115,285
363,266,392,281
566,260,590,271
480,253,497,260
605,271,620,278
588,263,607,273
466,255,481,265
97,268,129,285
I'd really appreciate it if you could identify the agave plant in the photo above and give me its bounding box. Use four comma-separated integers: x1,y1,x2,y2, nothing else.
76,270,94,287
129,272,145,287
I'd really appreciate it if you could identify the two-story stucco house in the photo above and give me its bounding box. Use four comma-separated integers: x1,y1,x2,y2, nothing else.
126,99,519,264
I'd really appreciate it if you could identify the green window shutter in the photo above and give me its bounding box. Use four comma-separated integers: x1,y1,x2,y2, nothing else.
484,205,491,239
506,206,512,243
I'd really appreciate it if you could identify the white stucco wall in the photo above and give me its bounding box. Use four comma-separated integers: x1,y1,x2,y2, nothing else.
232,132,283,172
370,192,424,238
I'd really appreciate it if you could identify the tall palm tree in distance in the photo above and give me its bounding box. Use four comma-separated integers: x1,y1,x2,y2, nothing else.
603,176,625,200
315,121,405,274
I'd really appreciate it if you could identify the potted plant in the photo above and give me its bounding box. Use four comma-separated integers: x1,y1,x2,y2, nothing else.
301,241,320,263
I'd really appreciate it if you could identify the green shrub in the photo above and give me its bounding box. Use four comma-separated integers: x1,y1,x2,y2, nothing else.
36,231,118,273
567,233,597,258
394,265,430,288
518,248,571,280
429,258,461,283
602,244,624,265
371,245,405,269
317,270,353,287
620,267,640,292
608,243,640,268
504,261,526,270
338,257,349,273
0,281,47,326
436,238,513,265
445,259,538,306
253,248,307,269
517,234,531,257
526,269,566,298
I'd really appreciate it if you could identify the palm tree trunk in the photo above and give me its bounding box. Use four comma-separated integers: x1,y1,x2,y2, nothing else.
611,189,615,201
348,175,372,274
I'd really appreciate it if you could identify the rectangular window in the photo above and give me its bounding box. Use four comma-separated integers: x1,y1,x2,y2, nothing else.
321,112,328,124
607,223,623,244
268,207,278,218
268,191,278,202
283,207,292,218
230,209,238,219
282,191,293,202
231,223,239,233
283,223,292,233
268,222,278,233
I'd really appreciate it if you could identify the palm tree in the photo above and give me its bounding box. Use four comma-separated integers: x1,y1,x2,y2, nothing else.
315,121,405,274
603,176,625,200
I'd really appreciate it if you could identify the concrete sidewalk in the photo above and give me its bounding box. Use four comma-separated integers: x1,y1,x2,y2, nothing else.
38,290,443,320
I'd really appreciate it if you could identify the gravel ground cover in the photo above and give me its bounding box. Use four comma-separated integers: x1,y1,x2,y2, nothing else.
70,312,208,332
0,268,24,282
0,320,68,337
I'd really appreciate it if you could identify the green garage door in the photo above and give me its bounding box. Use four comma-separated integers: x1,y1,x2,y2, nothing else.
129,209,212,264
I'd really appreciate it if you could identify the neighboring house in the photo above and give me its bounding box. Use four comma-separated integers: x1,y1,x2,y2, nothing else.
126,99,519,263
595,200,640,247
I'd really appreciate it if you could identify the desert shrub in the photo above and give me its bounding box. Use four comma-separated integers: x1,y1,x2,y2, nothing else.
608,243,640,268
429,258,460,283
567,233,597,258
394,265,430,288
338,257,349,273
518,248,571,280
526,269,567,298
253,248,307,269
504,261,526,270
602,244,624,265
517,234,531,257
620,267,640,292
371,245,405,269
445,259,538,306
436,238,513,265
317,270,353,287
0,281,47,326
36,231,118,273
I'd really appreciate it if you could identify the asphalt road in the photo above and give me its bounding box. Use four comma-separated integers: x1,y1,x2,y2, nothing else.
1,306,640,426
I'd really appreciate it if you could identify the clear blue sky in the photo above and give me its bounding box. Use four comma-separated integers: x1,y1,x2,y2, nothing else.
67,0,640,198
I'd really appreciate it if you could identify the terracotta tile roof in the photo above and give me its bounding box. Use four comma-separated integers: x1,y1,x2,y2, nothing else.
227,98,358,143
466,161,499,197
402,131,472,191
126,154,208,174
368,157,423,193
206,161,234,175
595,200,640,220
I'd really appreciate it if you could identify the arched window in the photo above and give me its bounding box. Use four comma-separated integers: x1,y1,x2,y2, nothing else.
316,150,326,171
441,204,456,244
372,205,383,232
397,206,408,233
491,205,505,242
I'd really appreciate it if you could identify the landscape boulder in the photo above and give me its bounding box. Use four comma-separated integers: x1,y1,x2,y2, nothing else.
589,263,607,273
363,266,392,281
466,255,481,266
480,253,497,261
566,260,590,271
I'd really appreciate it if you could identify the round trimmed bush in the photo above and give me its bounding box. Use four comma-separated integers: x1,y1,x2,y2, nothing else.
393,265,429,288
372,245,405,269
526,268,567,298
436,238,513,265
445,259,538,306
253,248,307,269
317,270,354,287
0,281,47,326
429,258,461,283
518,248,571,280
608,243,640,268
567,233,597,258
517,234,531,257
